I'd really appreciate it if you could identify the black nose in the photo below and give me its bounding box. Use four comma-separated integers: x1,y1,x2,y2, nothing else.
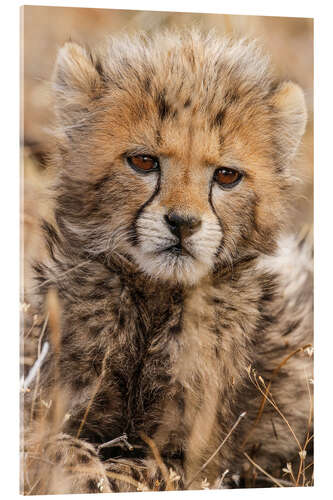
164,212,202,239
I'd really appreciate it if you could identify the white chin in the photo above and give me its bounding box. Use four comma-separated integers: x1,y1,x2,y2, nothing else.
131,248,211,285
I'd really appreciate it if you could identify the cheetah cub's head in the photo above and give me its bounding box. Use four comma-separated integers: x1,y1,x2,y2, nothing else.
52,32,307,285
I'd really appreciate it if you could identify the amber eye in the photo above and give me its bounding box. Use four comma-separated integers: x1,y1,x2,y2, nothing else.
214,167,242,188
127,155,159,173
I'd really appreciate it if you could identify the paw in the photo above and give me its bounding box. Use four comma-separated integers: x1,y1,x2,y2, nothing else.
104,457,183,492
37,433,111,494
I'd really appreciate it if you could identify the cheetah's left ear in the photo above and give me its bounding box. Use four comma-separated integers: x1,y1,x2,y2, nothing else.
270,81,307,166
52,42,103,124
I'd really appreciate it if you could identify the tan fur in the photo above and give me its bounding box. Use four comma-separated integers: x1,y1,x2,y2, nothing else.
23,30,313,494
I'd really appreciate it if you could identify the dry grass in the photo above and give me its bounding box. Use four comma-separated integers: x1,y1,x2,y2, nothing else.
245,361,314,488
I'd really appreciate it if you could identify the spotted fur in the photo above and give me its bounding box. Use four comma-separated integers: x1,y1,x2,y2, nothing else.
23,30,312,493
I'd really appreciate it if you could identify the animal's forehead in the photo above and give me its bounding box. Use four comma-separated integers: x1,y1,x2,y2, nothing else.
97,37,275,167
155,111,224,166
104,84,272,169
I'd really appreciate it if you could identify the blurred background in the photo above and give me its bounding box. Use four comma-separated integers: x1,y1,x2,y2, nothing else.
22,6,314,296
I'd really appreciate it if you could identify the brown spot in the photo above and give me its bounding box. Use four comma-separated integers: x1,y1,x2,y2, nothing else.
87,478,100,492
156,129,162,146
78,453,91,464
218,135,224,150
118,312,125,328
94,59,108,85
109,479,120,492
54,450,63,463
211,109,225,128
144,77,151,94
131,468,141,482
156,90,171,121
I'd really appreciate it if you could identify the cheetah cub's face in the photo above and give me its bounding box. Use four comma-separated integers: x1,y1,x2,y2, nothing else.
53,33,307,285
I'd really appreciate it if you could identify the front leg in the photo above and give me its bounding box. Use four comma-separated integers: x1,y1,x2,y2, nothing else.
26,433,112,494
24,432,185,494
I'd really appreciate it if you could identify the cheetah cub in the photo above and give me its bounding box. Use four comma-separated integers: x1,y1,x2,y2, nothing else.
23,30,313,494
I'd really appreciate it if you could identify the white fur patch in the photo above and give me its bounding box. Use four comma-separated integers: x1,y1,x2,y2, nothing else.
129,209,222,284
257,231,313,307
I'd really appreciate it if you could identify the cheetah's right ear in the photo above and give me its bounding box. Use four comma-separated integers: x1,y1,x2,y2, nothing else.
53,42,103,123
269,81,307,166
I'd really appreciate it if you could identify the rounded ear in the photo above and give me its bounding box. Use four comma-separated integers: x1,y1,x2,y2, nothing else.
270,81,307,167
271,82,307,165
52,42,102,124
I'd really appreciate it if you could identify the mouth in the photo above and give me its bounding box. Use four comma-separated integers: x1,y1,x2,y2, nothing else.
131,236,211,284
162,242,194,258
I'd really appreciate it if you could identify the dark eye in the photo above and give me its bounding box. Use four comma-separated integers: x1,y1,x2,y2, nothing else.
127,155,159,173
214,167,242,188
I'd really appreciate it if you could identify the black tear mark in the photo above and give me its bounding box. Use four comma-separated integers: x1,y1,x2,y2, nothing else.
208,179,224,258
130,174,161,246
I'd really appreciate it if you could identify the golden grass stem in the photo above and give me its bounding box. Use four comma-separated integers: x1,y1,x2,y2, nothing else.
243,452,283,488
242,343,312,449
76,348,109,439
139,432,172,491
105,471,150,492
249,371,303,451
